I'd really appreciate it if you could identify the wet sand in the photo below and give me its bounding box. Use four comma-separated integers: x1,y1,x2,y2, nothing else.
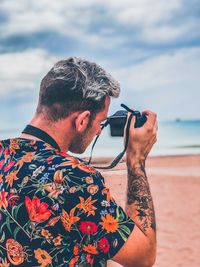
88,155,200,267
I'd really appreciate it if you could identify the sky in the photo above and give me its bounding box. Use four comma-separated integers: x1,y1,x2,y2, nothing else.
0,0,200,133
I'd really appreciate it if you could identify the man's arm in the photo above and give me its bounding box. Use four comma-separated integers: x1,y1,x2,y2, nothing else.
112,110,157,267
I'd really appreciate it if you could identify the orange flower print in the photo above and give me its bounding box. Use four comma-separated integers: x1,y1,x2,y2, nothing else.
77,163,96,173
6,239,24,265
25,196,54,223
43,182,63,199
22,152,35,162
60,157,96,173
60,157,81,168
61,207,80,232
41,229,52,239
0,174,3,183
9,139,20,154
69,255,79,267
0,191,8,209
83,244,98,255
85,176,94,184
76,196,97,216
87,184,99,195
34,248,52,267
5,170,18,187
53,169,64,183
69,186,77,193
100,214,119,233
102,188,113,202
52,235,62,246
16,152,35,170
46,216,60,227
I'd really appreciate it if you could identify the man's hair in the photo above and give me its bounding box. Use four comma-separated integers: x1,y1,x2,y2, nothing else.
36,57,120,123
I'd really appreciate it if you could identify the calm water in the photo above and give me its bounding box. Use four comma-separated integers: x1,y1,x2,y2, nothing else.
0,120,200,157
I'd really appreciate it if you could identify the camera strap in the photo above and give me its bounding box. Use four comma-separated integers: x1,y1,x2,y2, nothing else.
88,111,134,169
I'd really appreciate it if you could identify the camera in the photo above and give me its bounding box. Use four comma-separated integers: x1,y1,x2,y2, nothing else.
108,110,147,137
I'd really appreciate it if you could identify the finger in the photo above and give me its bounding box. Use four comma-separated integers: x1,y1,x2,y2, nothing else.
143,110,157,128
153,121,158,134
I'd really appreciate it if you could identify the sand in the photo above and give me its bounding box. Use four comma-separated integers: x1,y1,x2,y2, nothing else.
88,155,200,267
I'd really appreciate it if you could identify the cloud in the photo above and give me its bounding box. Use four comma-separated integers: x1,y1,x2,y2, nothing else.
110,47,200,120
0,0,199,49
112,47,200,92
0,0,199,121
0,49,57,98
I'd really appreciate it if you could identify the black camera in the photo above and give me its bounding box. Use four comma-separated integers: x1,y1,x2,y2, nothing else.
108,110,147,137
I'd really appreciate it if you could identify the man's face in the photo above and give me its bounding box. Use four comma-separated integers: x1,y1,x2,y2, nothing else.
69,96,110,154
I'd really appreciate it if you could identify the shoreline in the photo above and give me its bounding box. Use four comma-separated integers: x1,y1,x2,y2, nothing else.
81,153,200,165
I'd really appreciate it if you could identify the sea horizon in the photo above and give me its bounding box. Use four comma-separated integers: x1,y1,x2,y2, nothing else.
1,119,200,158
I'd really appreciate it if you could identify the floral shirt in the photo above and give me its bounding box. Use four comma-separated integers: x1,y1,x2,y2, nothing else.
0,138,134,267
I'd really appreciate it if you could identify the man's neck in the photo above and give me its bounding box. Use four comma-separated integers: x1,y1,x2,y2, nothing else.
20,116,72,151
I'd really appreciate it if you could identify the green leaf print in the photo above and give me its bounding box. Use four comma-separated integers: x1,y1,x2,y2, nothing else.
13,226,21,239
117,229,127,242
119,225,131,236
0,231,5,243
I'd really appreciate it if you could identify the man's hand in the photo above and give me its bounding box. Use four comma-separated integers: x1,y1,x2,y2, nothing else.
124,110,157,167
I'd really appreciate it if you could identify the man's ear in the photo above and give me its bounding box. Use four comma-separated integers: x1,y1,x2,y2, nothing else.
74,111,91,132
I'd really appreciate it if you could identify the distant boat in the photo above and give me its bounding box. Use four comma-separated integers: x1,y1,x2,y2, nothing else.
175,118,181,122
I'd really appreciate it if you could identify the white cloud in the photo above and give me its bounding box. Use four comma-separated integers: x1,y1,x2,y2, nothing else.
112,47,200,92
0,49,57,97
0,0,199,46
108,0,181,26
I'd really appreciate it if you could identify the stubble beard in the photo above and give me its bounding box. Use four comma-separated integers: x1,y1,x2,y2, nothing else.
68,126,92,154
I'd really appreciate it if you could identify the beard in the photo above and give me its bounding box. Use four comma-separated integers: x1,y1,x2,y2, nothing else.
68,125,92,154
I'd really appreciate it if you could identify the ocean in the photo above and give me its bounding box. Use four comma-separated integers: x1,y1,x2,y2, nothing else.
0,120,200,158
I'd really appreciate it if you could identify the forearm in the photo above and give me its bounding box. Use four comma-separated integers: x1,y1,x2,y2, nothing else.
125,160,156,243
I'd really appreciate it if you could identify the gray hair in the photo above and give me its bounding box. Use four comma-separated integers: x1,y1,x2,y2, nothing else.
36,57,120,122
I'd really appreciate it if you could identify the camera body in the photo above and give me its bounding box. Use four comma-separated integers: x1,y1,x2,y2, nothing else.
109,110,147,137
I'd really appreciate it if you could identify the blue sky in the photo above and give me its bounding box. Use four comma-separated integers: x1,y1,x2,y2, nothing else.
0,0,200,132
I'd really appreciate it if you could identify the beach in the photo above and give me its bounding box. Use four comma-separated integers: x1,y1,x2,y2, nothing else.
88,155,200,267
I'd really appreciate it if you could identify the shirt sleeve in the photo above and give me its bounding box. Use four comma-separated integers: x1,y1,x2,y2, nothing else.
60,163,135,262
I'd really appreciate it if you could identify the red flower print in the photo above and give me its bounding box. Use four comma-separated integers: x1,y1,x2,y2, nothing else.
73,245,80,255
4,161,15,172
8,193,19,206
0,159,5,170
5,147,10,156
86,253,94,265
25,196,54,223
79,221,98,235
98,237,110,253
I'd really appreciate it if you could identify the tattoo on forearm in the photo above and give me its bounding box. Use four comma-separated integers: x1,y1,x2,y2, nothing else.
127,162,156,232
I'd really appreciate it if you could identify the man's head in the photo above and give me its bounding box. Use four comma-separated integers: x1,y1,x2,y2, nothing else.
35,57,120,153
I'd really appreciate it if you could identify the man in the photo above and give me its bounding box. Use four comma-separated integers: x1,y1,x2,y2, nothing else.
0,57,157,267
